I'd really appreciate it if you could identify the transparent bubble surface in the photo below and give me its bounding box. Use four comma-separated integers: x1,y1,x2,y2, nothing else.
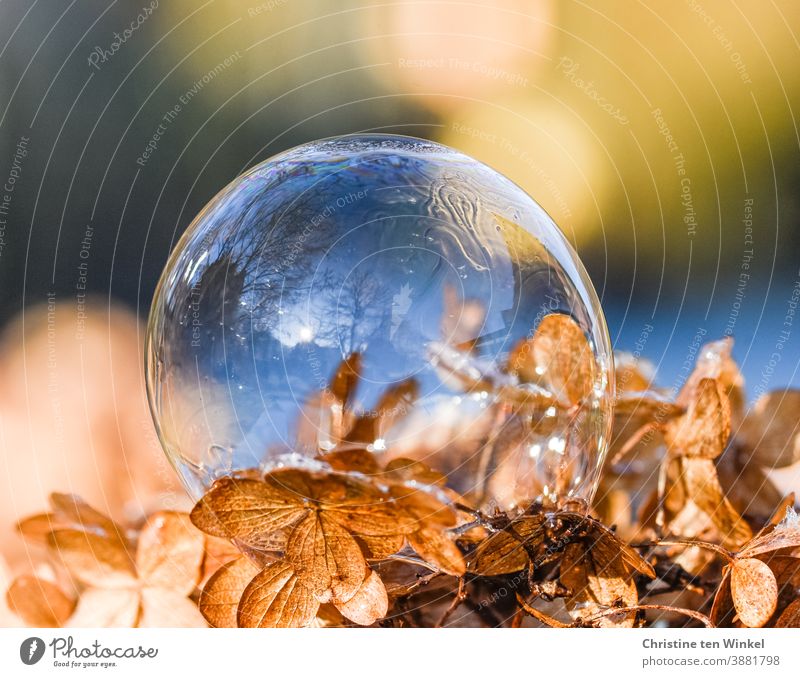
145,134,614,513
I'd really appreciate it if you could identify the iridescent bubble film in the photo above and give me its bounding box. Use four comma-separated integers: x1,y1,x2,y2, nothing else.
145,134,613,512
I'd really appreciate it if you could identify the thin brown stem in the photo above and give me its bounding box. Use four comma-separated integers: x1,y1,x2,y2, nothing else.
383,553,442,572
585,604,714,628
515,593,571,628
637,539,735,565
610,421,660,466
435,577,467,628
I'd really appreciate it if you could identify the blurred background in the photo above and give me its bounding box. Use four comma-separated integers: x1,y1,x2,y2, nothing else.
0,0,799,578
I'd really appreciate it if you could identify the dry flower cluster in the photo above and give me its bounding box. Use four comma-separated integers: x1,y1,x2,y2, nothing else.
5,313,800,628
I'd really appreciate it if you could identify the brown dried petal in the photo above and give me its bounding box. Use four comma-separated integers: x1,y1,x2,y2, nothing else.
357,534,406,560
49,493,125,542
767,556,800,617
614,353,655,392
48,530,136,588
345,379,418,444
441,284,485,350
331,353,362,410
321,448,381,475
731,558,778,627
286,512,367,603
408,528,466,576
710,568,736,627
614,391,684,421
334,569,388,626
740,391,800,468
136,512,205,595
741,507,800,558
666,378,730,459
507,336,539,384
190,477,305,542
199,556,261,627
201,535,243,581
775,598,800,627
531,313,595,406
328,497,417,537
6,575,75,627
389,485,456,531
682,458,752,549
383,458,447,486
468,515,546,575
680,338,744,414
138,588,207,627
584,519,655,578
17,495,126,546
661,456,687,522
67,588,140,628
560,542,637,628
237,561,320,628
719,459,783,523
17,514,67,545
269,469,395,522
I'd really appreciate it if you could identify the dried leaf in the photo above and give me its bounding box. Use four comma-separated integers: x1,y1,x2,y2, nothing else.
237,561,319,628
560,542,637,627
17,494,125,546
138,588,207,628
48,529,136,588
682,458,753,548
345,379,418,444
285,512,366,603
530,314,595,406
614,391,684,421
321,448,381,475
357,534,406,560
730,558,777,627
580,518,655,578
740,507,800,558
136,512,205,595
507,337,539,383
719,457,784,522
682,338,745,423
6,575,75,627
190,476,305,543
329,497,416,538
269,468,415,536
331,353,362,411
769,494,796,525
740,391,800,468
383,458,447,486
666,379,730,459
468,515,546,575
767,556,800,617
614,352,656,392
17,514,66,544
199,556,261,627
407,528,465,576
201,535,242,581
66,588,140,628
661,457,687,520
710,568,736,627
441,285,485,350
334,569,388,626
391,490,456,536
775,598,800,627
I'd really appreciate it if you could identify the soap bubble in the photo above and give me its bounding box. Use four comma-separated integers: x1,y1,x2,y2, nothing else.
145,134,613,513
